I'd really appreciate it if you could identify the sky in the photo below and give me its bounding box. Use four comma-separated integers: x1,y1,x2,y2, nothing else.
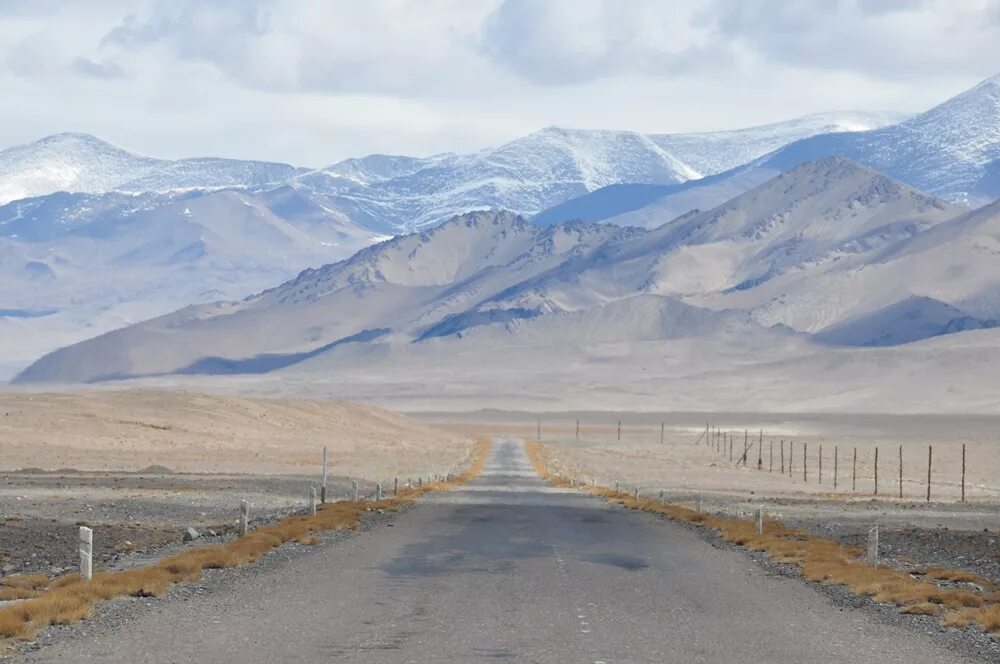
1,0,999,167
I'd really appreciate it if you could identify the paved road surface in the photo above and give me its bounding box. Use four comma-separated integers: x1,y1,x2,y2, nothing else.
22,439,979,663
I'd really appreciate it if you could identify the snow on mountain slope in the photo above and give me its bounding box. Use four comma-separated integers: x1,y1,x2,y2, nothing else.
0,133,161,205
318,114,906,233
757,74,1000,207
535,76,998,230
0,110,906,232
0,133,303,205
650,111,906,179
318,127,701,232
116,157,303,193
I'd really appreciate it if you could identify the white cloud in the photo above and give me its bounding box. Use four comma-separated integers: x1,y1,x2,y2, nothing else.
0,0,997,165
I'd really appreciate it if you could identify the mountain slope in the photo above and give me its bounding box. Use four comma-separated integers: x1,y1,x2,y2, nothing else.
758,74,1000,207
728,197,1000,343
650,111,906,178
14,162,966,387
535,75,999,229
508,158,962,322
0,133,304,205
0,133,162,205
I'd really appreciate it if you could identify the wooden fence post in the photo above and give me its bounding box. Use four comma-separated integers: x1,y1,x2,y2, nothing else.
899,445,903,499
789,441,794,479
617,420,621,442
757,431,763,470
927,445,933,503
660,422,665,445
780,440,785,474
576,419,580,441
394,476,399,496
961,444,967,503
729,433,733,462
537,419,541,441
743,430,748,467
834,446,839,489
769,440,774,473
321,446,328,504
79,526,93,580
874,447,879,496
819,444,823,484
803,443,808,482
852,447,857,492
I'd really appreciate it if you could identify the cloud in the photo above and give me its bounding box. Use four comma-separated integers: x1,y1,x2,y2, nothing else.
710,0,1000,79
70,56,126,80
99,0,502,96
479,0,731,85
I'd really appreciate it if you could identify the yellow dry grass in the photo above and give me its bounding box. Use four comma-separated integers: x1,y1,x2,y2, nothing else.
526,440,1000,635
0,439,490,641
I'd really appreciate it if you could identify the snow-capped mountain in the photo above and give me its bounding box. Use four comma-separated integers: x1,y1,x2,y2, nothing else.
0,110,901,228
0,133,160,205
536,74,1000,229
0,133,303,205
649,111,906,178
759,74,1000,207
309,114,902,232
15,161,983,386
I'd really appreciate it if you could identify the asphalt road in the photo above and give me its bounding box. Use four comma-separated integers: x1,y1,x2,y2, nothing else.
21,438,981,663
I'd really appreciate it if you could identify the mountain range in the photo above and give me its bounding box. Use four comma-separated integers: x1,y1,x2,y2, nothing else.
16,159,1000,399
0,110,905,380
4,74,1000,393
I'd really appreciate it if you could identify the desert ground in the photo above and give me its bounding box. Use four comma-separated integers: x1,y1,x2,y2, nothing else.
425,410,1000,587
0,390,473,577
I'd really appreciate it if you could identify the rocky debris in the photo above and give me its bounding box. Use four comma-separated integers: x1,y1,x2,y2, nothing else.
182,527,200,542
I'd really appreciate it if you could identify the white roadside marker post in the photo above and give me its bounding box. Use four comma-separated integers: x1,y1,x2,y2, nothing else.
79,526,93,581
633,487,640,500
310,487,317,515
352,480,360,502
867,524,879,565
754,507,764,535
376,482,383,501
239,499,250,536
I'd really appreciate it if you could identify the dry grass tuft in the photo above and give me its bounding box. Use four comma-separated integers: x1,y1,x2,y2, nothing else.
0,575,49,591
0,589,40,601
0,438,491,641
912,567,995,589
526,439,1000,637
900,602,941,616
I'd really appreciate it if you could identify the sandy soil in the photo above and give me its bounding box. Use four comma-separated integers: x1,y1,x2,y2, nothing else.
0,389,472,578
0,389,471,478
